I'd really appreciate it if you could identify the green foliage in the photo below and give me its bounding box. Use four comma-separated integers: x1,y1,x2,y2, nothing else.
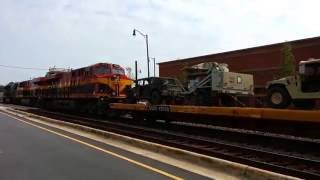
176,62,189,84
277,43,296,78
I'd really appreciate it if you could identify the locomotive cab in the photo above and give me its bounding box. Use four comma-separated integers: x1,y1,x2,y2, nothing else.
90,63,133,100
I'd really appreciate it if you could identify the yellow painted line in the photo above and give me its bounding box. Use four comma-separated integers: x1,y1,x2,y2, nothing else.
1,112,184,180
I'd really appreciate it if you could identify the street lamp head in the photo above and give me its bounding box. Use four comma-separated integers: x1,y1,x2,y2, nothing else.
131,28,150,78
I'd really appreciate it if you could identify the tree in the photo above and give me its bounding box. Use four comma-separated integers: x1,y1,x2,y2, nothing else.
277,42,296,78
176,62,189,85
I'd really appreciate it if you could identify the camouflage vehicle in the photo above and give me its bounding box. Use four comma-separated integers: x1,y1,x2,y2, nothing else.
182,62,254,106
266,58,320,109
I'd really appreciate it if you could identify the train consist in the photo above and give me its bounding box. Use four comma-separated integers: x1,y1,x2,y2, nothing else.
2,61,256,112
3,63,133,113
2,59,319,112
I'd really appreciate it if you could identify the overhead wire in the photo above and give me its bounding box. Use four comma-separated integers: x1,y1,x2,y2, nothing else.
0,64,48,70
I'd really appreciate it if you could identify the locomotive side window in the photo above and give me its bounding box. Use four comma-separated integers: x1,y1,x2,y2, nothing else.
84,67,91,77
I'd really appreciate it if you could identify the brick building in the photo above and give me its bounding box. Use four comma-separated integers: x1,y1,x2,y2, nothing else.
159,36,320,96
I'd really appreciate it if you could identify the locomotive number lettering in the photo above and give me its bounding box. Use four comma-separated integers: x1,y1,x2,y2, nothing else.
148,105,171,112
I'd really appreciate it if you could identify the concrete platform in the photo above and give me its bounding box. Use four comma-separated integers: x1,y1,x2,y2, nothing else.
0,112,210,180
0,105,299,180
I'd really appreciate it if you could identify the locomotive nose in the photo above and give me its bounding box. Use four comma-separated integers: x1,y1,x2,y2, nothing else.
112,75,120,81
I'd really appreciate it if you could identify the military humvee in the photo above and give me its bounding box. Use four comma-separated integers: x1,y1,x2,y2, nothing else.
266,58,320,109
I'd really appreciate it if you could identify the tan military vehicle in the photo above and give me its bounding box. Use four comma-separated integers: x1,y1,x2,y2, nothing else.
266,58,320,109
182,62,254,106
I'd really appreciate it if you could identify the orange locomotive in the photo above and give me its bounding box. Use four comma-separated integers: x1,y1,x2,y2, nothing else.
7,62,133,112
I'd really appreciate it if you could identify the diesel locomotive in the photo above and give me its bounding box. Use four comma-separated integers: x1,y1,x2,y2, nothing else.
3,62,133,113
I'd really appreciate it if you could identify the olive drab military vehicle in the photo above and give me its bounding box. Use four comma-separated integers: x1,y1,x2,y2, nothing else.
266,58,320,109
182,62,254,106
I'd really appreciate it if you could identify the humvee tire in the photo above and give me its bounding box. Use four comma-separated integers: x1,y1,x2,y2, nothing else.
267,86,291,108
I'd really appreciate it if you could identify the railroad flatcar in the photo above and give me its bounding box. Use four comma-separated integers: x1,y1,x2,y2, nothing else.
3,62,133,113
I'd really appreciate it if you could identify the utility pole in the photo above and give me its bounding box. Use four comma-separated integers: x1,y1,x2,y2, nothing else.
152,57,156,77
135,60,138,81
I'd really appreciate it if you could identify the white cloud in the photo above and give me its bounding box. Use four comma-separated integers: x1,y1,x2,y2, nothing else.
0,0,319,84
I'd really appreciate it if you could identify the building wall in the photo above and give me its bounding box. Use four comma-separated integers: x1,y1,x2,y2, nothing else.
159,36,320,94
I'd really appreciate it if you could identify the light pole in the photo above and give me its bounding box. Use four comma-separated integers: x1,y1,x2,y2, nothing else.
132,29,150,78
152,57,156,77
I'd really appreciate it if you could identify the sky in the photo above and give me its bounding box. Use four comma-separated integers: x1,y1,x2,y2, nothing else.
0,0,320,84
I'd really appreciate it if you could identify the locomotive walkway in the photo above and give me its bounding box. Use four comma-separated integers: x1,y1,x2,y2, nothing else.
0,112,210,180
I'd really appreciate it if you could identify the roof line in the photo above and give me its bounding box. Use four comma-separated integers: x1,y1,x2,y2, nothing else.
158,36,320,65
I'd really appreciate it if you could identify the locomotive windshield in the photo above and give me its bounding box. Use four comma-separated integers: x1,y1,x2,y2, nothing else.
94,66,111,75
112,66,125,75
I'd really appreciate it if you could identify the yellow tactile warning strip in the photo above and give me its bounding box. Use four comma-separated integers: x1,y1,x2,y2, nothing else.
110,103,320,123
1,112,184,180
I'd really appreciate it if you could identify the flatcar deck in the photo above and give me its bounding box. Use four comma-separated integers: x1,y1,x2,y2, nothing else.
110,103,320,123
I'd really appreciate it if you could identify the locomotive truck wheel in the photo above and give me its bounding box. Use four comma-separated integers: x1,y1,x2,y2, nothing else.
267,86,291,108
151,90,162,105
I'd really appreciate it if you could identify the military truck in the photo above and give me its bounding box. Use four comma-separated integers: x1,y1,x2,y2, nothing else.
182,62,254,106
266,58,320,109
127,77,185,104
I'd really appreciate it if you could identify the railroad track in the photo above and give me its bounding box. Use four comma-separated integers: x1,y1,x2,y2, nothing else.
4,105,320,179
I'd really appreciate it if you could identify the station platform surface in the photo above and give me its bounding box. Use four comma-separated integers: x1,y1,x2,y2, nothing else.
0,113,210,180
